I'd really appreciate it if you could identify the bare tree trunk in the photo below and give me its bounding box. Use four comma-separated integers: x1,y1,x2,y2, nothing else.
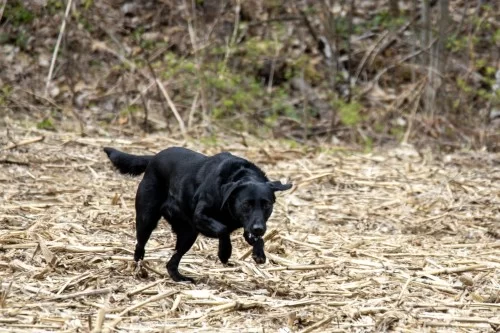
421,0,434,115
421,0,431,66
389,0,399,17
411,0,418,83
436,0,449,74
346,0,355,103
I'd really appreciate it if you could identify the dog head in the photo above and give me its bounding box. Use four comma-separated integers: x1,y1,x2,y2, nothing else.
221,180,292,237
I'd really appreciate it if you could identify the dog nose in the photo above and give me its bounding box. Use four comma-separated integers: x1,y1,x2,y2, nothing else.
251,225,265,237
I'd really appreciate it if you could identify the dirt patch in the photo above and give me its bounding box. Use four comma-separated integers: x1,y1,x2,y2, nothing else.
1,126,499,332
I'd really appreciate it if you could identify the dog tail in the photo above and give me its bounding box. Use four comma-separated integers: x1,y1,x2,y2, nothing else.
103,147,153,176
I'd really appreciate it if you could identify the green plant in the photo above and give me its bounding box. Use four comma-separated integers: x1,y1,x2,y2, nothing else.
335,100,363,127
363,136,373,153
0,85,12,106
390,126,405,140
37,118,55,130
366,10,405,31
83,0,94,10
120,105,141,117
494,29,500,45
46,0,64,15
447,35,468,52
5,1,34,25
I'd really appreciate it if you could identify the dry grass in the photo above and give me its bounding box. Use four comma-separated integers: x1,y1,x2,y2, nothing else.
0,125,499,333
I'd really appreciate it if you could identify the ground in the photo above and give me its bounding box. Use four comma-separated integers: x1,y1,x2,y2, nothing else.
0,124,499,333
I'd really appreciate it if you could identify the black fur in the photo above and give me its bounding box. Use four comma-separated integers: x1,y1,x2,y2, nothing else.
104,146,292,282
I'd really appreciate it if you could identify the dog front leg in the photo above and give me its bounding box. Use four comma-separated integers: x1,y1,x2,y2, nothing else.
251,237,266,264
218,234,232,264
243,231,266,264
193,204,228,237
243,230,266,264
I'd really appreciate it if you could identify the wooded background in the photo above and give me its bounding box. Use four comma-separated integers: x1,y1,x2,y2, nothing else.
1,0,499,151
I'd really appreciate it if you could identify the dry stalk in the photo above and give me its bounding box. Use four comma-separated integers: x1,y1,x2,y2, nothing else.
1,136,44,151
45,0,72,96
298,315,334,333
106,290,177,330
184,0,208,123
51,287,115,300
126,279,167,298
423,264,489,275
0,0,6,22
155,79,187,140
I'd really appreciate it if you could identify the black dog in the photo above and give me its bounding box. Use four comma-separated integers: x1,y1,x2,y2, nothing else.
104,146,292,282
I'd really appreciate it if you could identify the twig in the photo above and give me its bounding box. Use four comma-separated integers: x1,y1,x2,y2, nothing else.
248,15,302,27
184,0,208,123
397,276,412,305
417,314,500,326
187,92,199,131
126,279,167,298
267,264,332,272
144,57,169,130
361,37,439,96
407,301,500,309
221,0,240,76
139,89,150,131
353,31,389,86
267,32,281,93
298,315,334,333
171,294,182,312
402,78,427,144
423,264,489,276
56,273,91,295
1,136,44,151
51,287,115,300
0,159,30,166
0,281,12,308
345,0,354,102
155,79,188,140
45,0,73,96
106,290,177,330
0,0,7,22
421,321,492,329
35,235,57,267
139,260,167,277
90,306,107,333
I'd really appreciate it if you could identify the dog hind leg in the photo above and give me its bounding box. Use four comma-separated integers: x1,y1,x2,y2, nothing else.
166,226,198,283
134,179,163,263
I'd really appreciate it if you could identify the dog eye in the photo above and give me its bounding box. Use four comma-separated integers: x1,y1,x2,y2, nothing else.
241,201,252,210
262,201,271,210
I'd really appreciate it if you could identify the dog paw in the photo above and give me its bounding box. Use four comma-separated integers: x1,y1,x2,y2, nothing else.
218,249,232,264
172,274,195,283
252,251,266,264
218,254,230,264
167,266,195,283
133,260,149,279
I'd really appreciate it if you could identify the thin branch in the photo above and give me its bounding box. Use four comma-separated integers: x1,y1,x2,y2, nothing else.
155,79,188,140
0,0,7,22
45,0,73,96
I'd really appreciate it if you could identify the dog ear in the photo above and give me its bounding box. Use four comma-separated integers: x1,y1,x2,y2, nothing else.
267,180,293,192
220,181,242,209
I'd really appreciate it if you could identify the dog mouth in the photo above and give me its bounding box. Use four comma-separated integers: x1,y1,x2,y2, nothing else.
246,232,261,242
